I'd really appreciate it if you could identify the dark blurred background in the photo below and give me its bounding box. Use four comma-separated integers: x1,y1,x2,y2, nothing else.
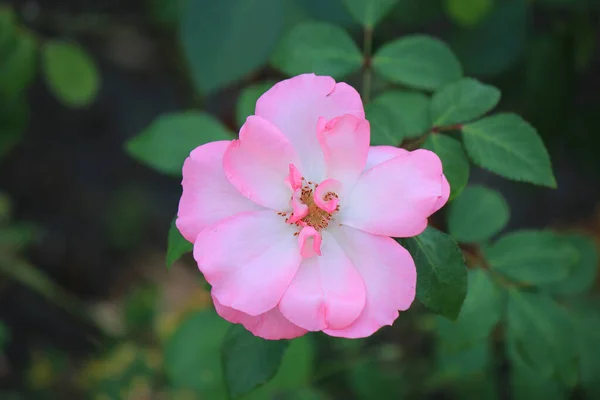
0,0,599,398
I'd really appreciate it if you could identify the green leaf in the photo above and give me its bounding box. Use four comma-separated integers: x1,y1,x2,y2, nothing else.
545,234,598,296
447,185,509,243
373,35,463,91
236,81,275,128
126,112,232,176
296,0,356,26
221,324,289,399
349,361,405,400
164,310,229,398
437,269,502,351
342,0,399,28
166,218,193,268
431,78,500,127
437,339,492,380
372,90,431,138
180,0,285,94
574,307,600,399
445,0,493,28
506,290,578,386
510,362,567,400
422,134,469,200
271,22,362,79
0,30,36,100
462,113,556,187
364,102,400,146
41,40,100,107
486,230,578,285
403,226,467,319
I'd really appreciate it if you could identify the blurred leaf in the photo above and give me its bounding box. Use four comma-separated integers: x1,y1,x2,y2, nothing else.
41,41,100,108
123,284,158,334
486,230,577,285
447,185,509,243
0,320,8,350
166,218,193,268
431,78,500,127
342,0,399,28
371,90,431,138
103,185,148,250
545,234,598,296
373,35,463,91
349,361,404,400
0,223,35,252
392,0,444,28
510,361,567,400
574,306,600,398
422,134,469,200
295,0,356,26
364,102,400,145
462,113,556,188
281,387,330,400
437,339,491,380
450,0,527,76
148,0,183,26
236,81,275,128
180,0,285,94
222,324,289,399
126,112,232,176
0,29,36,100
403,226,467,319
244,336,315,400
0,97,27,159
445,0,493,27
437,269,502,350
165,310,229,398
271,22,362,79
506,290,578,387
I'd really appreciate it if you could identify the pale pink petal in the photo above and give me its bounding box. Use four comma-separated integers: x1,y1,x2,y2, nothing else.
317,115,370,192
325,225,416,338
314,178,341,213
213,296,306,340
176,141,264,243
223,116,300,210
256,73,364,182
279,231,366,331
298,226,322,258
193,210,301,316
340,149,447,238
289,188,308,224
433,174,450,213
364,146,408,172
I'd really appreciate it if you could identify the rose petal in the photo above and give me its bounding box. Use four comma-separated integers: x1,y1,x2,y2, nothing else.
176,141,264,243
194,210,301,316
325,225,416,338
364,146,408,172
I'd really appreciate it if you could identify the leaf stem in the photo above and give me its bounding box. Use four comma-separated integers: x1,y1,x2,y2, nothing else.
362,27,373,103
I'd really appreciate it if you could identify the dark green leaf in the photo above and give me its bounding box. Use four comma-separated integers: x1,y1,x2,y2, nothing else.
437,339,491,379
349,361,405,400
126,111,232,176
0,97,27,159
342,0,399,28
510,362,567,400
166,218,193,268
437,269,502,350
222,324,289,398
545,234,598,296
373,35,463,91
236,81,275,128
447,185,509,243
164,310,229,398
296,0,356,26
422,134,469,200
574,306,600,399
364,102,400,146
431,78,500,126
462,113,556,188
41,40,100,107
0,30,36,100
445,0,493,27
180,0,285,94
403,227,467,319
372,90,431,138
271,22,362,79
486,230,577,285
393,0,445,28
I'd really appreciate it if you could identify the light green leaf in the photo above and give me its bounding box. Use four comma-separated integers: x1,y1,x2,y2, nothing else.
236,81,275,128
506,290,578,387
180,0,285,94
164,310,229,398
41,40,100,107
342,0,399,28
403,226,467,319
431,78,500,126
222,324,289,399
486,230,578,285
166,218,192,268
545,234,598,296
364,102,400,146
271,22,362,79
462,113,556,187
373,35,463,91
422,134,469,200
437,269,503,351
372,90,431,138
445,0,493,27
448,185,509,243
126,112,232,176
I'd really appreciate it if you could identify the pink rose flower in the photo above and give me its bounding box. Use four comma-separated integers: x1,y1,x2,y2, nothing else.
177,74,449,340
